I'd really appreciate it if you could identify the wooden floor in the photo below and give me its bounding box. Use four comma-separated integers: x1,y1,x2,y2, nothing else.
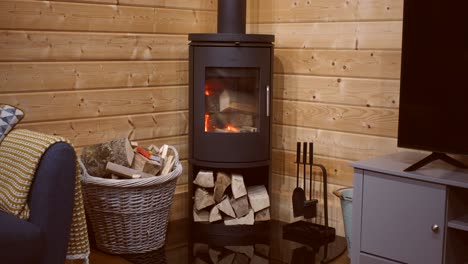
87,248,350,264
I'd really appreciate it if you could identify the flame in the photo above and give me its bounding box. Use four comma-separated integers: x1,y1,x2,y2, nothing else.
205,90,210,96
226,125,240,132
204,114,209,132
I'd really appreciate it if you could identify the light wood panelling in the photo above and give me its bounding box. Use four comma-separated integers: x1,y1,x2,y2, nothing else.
44,0,216,10
272,149,354,187
0,30,188,61
0,61,187,92
273,99,399,137
0,86,187,122
247,0,403,23
0,0,216,34
275,49,401,79
273,74,400,108
272,124,398,162
17,111,188,147
248,21,402,50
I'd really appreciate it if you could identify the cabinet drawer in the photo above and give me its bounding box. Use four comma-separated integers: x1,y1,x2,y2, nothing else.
360,253,399,264
361,171,446,264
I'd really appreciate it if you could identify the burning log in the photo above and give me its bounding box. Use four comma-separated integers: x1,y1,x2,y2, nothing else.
247,185,270,212
194,170,215,188
219,90,256,113
81,138,134,178
230,195,250,218
218,196,236,218
194,188,215,211
231,174,247,199
254,208,270,222
224,209,254,226
214,172,231,203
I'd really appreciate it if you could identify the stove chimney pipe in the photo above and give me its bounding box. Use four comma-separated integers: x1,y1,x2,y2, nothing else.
217,0,246,34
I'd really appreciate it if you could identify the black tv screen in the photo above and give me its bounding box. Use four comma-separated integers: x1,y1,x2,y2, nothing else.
398,0,468,155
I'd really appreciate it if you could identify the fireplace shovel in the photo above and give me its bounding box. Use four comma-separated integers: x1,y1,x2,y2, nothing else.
292,142,306,217
304,142,318,219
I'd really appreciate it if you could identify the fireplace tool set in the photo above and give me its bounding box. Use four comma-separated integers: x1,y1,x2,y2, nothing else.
283,142,336,248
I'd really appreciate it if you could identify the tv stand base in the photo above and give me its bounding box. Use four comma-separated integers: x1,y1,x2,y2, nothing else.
404,152,468,171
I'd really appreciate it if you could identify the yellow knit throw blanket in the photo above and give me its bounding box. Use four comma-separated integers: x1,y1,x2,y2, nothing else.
0,129,90,261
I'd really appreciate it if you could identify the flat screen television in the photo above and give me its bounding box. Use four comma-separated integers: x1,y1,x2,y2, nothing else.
398,0,468,171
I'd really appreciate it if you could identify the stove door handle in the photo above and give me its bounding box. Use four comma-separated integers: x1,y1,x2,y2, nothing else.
266,85,270,117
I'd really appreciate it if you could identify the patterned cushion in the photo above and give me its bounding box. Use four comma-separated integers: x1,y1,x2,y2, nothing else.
0,104,24,143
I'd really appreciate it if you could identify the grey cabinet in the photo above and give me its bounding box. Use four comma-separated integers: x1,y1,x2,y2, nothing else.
350,152,468,264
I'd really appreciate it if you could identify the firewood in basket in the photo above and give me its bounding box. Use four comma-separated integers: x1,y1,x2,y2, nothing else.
193,209,209,222
81,138,134,178
209,205,222,223
131,153,161,176
254,208,270,222
159,144,169,160
193,170,215,188
218,196,236,218
130,141,138,148
160,155,175,175
230,195,250,218
194,188,215,210
247,185,270,212
148,144,159,154
231,174,247,199
214,172,231,203
225,245,254,259
224,209,254,226
106,162,149,179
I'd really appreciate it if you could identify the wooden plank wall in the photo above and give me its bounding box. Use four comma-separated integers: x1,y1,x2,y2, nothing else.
0,0,217,221
247,0,404,235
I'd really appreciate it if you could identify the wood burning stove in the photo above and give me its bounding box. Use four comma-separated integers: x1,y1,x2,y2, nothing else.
188,0,274,238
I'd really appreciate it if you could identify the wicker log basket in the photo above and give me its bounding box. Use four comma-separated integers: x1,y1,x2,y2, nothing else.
79,145,183,254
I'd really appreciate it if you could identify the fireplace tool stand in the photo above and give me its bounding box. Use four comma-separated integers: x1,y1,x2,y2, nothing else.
283,142,336,251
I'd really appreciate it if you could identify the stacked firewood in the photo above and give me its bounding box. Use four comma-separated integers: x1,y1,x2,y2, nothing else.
80,138,175,179
193,243,270,264
193,171,270,225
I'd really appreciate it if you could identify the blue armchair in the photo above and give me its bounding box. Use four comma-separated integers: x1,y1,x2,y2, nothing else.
0,142,77,264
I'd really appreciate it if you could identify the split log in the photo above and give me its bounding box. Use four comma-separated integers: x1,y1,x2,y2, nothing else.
254,244,270,258
225,246,254,259
209,248,222,264
231,195,250,218
247,185,270,212
254,208,270,222
214,172,231,203
224,209,254,226
193,243,209,256
209,205,222,223
231,174,247,199
219,90,256,113
148,144,159,153
81,137,134,178
111,174,120,180
106,162,146,179
251,255,269,264
130,141,139,147
193,209,209,222
218,253,235,264
232,253,249,264
194,170,215,188
218,196,236,218
208,112,254,129
131,153,161,176
240,126,257,133
194,188,215,211
160,155,175,175
160,144,169,160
